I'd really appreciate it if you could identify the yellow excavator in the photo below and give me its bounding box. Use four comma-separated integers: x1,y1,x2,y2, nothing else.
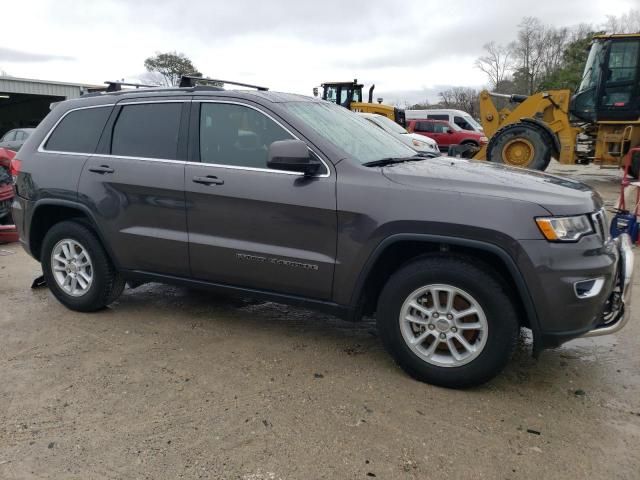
475,33,640,178
314,79,406,126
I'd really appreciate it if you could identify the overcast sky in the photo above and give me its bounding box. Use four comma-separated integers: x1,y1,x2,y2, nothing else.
1,0,636,104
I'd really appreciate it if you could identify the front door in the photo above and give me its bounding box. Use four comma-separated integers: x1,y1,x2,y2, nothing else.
185,101,337,300
78,100,189,276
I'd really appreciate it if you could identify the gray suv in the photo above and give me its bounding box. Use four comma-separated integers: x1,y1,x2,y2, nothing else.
11,83,635,388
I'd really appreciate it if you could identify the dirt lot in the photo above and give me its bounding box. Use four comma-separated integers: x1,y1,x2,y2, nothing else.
1,162,639,479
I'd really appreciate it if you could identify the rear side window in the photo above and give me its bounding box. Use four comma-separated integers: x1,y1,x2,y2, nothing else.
45,107,111,153
111,103,182,159
415,121,433,132
427,114,448,121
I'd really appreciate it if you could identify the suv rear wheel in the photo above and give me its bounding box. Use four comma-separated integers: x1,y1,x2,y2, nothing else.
41,220,125,312
376,255,519,388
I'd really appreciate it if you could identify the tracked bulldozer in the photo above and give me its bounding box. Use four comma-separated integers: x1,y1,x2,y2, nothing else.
475,33,640,178
315,79,406,126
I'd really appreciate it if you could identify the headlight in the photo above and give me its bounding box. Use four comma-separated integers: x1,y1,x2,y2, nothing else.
479,136,489,144
412,139,427,147
535,215,593,242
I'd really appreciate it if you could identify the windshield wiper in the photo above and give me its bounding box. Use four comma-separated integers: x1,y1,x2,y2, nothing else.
363,155,433,167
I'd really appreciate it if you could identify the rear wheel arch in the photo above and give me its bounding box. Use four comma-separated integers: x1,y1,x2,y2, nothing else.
29,201,115,267
352,235,539,337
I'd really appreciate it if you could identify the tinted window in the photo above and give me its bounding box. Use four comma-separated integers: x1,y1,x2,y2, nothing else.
200,103,293,168
111,103,182,159
454,116,472,130
46,107,111,153
433,123,449,133
415,122,433,132
427,114,448,121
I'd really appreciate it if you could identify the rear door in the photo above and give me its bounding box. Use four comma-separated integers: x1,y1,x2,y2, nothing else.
78,99,190,276
184,100,337,300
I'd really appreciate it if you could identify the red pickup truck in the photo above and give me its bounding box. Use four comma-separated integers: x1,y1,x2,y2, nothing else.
407,119,488,151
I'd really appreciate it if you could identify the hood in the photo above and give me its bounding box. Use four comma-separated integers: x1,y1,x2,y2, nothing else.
381,156,601,216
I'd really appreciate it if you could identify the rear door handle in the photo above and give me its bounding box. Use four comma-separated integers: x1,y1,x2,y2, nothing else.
192,175,224,186
88,165,115,174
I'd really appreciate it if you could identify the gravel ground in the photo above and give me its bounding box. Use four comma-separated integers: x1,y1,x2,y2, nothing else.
1,161,639,479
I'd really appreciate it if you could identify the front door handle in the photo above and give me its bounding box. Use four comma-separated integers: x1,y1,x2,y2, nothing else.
193,175,224,186
88,165,115,174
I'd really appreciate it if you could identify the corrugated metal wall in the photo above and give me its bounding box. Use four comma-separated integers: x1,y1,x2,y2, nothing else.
0,77,85,99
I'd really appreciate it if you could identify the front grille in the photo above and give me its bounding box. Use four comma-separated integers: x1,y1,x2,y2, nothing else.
591,208,609,242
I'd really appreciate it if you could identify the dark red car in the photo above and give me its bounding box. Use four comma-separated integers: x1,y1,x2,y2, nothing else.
407,119,488,151
0,147,18,243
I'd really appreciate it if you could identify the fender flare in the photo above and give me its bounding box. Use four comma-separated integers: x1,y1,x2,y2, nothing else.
30,198,121,269
350,233,542,352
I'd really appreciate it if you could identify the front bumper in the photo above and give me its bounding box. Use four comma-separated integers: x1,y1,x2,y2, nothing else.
582,233,634,337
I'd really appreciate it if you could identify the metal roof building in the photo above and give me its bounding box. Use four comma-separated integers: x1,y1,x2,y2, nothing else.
0,76,102,136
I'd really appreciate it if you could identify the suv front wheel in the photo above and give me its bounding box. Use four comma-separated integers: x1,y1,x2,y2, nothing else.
377,255,519,388
41,220,125,312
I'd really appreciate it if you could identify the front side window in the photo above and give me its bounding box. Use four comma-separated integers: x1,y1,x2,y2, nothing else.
454,116,472,130
45,106,111,153
199,103,294,169
111,103,182,159
433,123,449,133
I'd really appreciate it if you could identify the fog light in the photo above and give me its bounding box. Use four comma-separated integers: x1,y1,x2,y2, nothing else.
574,277,605,299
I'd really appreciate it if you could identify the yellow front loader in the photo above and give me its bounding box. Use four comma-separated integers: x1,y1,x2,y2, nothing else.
315,80,406,126
475,33,640,178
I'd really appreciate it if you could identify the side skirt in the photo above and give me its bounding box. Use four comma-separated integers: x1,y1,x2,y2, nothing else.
122,270,354,320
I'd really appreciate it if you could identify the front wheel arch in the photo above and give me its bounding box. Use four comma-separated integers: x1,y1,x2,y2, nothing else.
350,235,540,345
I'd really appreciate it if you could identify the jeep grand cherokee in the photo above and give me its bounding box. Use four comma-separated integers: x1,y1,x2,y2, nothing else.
11,83,634,388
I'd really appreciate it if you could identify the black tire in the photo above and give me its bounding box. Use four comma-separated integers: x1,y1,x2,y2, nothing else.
460,140,479,147
41,220,124,312
486,122,552,171
376,255,519,388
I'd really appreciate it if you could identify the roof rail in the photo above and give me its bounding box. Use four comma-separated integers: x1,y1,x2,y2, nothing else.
104,81,159,92
179,75,268,91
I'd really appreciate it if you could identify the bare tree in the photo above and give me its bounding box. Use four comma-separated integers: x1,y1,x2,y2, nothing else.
475,42,514,89
438,87,480,116
603,8,640,33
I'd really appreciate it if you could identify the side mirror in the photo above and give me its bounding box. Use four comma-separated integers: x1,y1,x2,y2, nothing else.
447,128,454,134
268,140,321,176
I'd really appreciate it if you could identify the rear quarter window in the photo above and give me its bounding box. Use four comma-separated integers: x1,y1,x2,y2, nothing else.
45,106,112,153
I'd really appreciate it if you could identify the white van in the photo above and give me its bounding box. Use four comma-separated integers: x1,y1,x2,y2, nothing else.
405,109,483,132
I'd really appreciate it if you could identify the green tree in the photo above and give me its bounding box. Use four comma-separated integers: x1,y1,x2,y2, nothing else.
143,52,200,87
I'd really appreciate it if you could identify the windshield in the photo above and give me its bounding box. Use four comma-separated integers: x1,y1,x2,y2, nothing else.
370,115,408,135
283,102,417,164
577,41,605,93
